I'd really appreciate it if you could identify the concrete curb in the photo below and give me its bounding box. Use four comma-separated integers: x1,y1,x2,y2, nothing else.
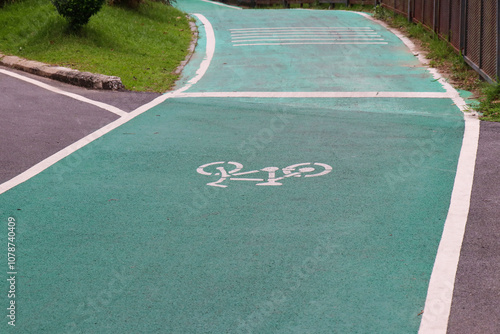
0,52,124,90
173,18,199,76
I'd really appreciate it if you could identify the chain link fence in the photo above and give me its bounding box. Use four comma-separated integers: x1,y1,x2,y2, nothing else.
380,0,499,83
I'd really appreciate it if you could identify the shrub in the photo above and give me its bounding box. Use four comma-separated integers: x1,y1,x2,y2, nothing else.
51,0,105,29
0,0,13,8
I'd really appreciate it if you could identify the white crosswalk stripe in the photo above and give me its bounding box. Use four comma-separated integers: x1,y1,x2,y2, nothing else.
230,26,387,46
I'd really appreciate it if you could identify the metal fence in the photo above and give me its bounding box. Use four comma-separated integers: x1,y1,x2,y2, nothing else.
380,0,499,83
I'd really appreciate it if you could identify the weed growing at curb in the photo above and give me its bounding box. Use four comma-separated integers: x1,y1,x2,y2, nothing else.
474,82,500,122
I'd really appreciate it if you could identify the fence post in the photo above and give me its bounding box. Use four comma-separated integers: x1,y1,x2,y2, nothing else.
411,0,415,22
460,0,467,53
433,0,439,33
479,0,483,69
497,0,500,80
408,0,411,22
421,0,425,25
448,0,452,41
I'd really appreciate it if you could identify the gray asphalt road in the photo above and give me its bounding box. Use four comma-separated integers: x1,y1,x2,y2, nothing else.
0,66,159,183
448,121,500,334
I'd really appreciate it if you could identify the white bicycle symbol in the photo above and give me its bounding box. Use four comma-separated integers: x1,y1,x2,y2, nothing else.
197,161,332,188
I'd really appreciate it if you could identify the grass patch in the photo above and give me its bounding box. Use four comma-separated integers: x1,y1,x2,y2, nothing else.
0,0,193,92
474,83,500,121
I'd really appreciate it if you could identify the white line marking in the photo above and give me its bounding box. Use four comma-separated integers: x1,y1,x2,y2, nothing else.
231,30,374,34
229,27,372,31
200,0,242,9
0,69,128,117
230,178,265,182
234,42,388,46
231,30,375,34
173,91,456,98
232,33,380,37
0,14,217,195
173,14,215,95
419,114,479,334
231,30,377,33
0,96,166,195
353,11,481,334
232,170,260,176
233,38,385,43
196,161,227,175
231,30,376,35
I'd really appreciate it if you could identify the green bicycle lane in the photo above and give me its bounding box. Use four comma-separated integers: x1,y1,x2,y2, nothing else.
1,2,467,333
175,1,446,93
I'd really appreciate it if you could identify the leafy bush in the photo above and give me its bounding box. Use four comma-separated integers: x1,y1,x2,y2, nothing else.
0,0,13,8
107,0,139,8
373,5,392,20
51,0,105,29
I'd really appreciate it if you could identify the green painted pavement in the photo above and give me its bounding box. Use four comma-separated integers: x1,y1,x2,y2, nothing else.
1,1,466,333
175,4,445,93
